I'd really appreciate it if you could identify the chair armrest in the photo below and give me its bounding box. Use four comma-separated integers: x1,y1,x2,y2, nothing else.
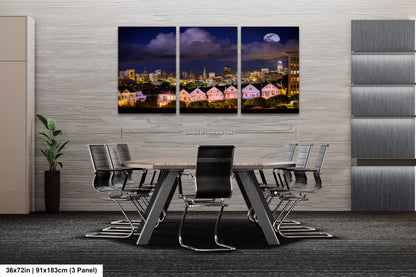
179,172,194,177
95,169,131,191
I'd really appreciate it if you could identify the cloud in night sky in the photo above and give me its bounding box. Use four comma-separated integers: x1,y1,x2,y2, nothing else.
241,39,299,61
180,28,237,62
118,31,176,66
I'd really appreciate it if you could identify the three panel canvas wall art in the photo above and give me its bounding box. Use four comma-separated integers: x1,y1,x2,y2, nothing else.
118,26,299,113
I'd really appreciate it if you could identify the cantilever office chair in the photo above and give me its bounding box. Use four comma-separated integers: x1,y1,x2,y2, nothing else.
261,144,313,227
106,143,166,226
86,144,149,239
178,145,236,252
272,144,332,238
258,143,298,188
248,143,298,223
270,143,313,194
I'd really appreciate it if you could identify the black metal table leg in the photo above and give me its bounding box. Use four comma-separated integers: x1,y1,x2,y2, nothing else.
234,170,280,246
136,169,182,245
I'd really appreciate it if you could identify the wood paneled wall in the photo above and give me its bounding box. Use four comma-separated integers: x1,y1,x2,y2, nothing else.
1,0,415,211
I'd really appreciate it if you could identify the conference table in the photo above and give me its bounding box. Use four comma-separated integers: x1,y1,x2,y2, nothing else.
122,157,295,246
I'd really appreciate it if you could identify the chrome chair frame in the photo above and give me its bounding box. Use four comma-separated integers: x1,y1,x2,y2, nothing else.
178,145,236,252
85,144,150,239
272,144,332,238
106,143,166,227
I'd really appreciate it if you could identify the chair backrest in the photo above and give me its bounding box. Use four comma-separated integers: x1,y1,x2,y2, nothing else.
106,144,122,168
88,145,112,192
195,145,235,199
314,144,329,172
285,143,298,161
117,143,132,164
89,144,111,171
294,144,312,168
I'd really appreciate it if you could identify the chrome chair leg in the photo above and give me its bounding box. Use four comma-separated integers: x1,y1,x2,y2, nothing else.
86,199,136,238
178,205,235,252
213,205,236,251
273,198,332,239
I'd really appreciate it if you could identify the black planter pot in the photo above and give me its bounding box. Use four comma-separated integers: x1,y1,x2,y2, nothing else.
44,171,60,212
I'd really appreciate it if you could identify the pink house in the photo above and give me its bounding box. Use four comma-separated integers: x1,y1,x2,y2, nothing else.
206,87,224,101
242,84,260,99
224,85,238,100
261,83,280,99
190,88,207,102
180,89,191,103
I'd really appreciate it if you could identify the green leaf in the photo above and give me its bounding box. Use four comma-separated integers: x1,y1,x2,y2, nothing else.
47,118,56,131
39,133,52,144
45,149,55,166
58,162,63,168
53,130,63,137
40,138,52,148
55,153,63,160
57,140,69,153
36,114,48,129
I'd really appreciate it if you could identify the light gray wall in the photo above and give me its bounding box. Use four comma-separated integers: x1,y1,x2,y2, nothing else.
1,0,415,211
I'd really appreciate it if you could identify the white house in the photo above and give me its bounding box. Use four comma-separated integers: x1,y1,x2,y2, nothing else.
180,89,191,103
157,91,176,107
242,84,260,99
224,85,238,100
261,83,280,99
206,87,224,102
190,88,207,102
118,89,147,106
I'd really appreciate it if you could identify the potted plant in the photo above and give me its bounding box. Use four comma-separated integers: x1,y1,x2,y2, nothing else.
37,115,69,212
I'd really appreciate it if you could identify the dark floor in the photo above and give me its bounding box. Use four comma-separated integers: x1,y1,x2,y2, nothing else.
1,211,416,276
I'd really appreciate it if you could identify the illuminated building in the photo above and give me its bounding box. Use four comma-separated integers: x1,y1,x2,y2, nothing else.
261,83,280,98
190,88,207,102
277,61,283,73
209,72,215,79
157,91,176,107
155,69,161,77
203,67,207,80
224,66,231,76
242,84,260,99
180,89,191,103
224,85,238,99
126,69,135,81
261,68,269,81
206,87,224,102
287,51,299,96
118,89,147,106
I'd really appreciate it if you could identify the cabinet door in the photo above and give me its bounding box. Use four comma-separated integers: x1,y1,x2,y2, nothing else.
0,62,27,213
0,17,26,61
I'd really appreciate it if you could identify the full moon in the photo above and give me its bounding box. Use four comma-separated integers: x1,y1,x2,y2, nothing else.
263,33,280,43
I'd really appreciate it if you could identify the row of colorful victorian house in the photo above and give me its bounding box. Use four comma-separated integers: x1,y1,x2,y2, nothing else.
118,83,287,107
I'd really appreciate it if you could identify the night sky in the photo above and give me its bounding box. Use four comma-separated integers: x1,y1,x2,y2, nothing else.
242,26,299,72
180,27,237,76
118,26,298,76
118,27,176,74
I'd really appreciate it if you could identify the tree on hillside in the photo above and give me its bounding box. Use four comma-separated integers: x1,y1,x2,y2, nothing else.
266,95,290,108
243,97,266,108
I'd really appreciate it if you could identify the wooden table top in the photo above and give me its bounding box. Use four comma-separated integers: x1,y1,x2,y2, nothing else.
122,157,295,170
